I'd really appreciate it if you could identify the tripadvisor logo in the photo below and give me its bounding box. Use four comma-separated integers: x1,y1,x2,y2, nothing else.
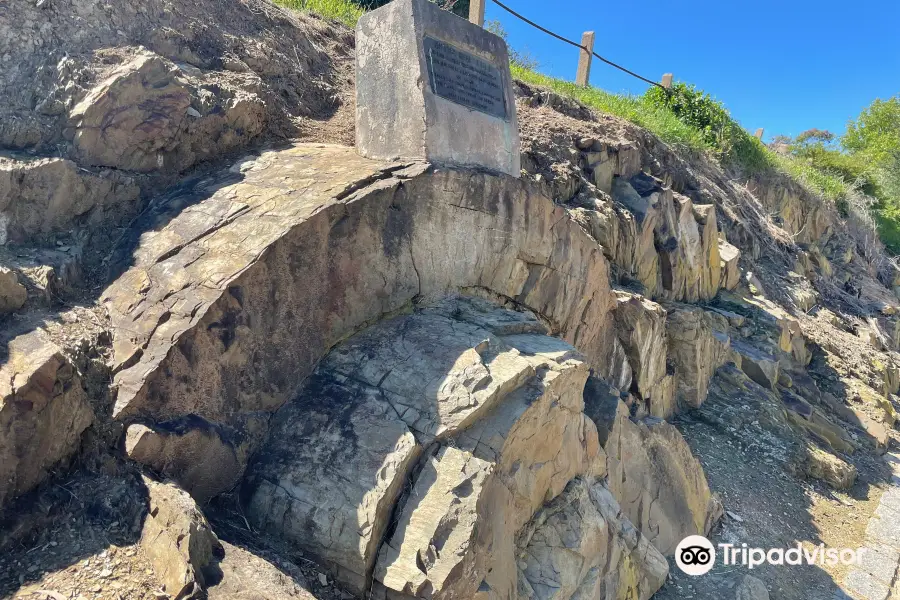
676,535,717,576
675,536,868,576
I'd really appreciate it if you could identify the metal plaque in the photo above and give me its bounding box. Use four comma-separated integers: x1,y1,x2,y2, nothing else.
423,35,507,119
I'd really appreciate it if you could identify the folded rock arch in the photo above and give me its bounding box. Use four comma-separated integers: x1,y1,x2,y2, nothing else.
105,143,631,499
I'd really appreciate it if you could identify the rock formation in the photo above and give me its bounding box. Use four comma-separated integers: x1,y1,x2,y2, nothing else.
2,2,899,600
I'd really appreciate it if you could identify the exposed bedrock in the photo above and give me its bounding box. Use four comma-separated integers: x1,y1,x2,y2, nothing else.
242,297,694,600
603,399,723,556
663,303,733,410
0,329,94,508
140,476,221,599
68,51,266,174
574,171,726,303
516,478,669,600
104,143,632,498
747,174,832,246
244,298,602,597
0,155,140,243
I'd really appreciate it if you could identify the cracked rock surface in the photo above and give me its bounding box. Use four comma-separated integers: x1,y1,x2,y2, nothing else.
102,143,628,500
516,477,668,600
244,296,625,599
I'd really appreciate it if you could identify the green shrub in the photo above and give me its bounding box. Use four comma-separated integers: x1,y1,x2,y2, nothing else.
790,144,881,197
643,82,769,173
644,83,736,150
874,200,900,254
842,97,900,228
843,97,900,165
511,66,707,153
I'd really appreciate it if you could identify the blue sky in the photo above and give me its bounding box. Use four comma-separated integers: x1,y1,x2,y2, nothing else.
485,0,900,142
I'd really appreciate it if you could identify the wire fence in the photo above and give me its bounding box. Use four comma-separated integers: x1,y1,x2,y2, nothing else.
487,0,669,91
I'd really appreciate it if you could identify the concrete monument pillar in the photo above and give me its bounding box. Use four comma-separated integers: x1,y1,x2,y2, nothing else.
355,0,521,177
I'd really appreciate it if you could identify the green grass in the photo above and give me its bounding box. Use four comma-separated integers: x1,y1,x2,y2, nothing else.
513,67,859,206
874,202,900,253
769,152,852,203
511,65,708,154
274,0,364,27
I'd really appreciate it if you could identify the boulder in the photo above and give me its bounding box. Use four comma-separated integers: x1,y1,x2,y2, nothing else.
605,402,722,555
665,304,733,409
140,477,221,600
718,239,741,291
5,245,84,307
585,144,614,193
0,266,26,313
0,329,94,508
732,340,780,390
709,306,746,327
125,415,266,503
69,52,190,172
68,51,264,174
0,155,139,242
693,204,723,300
794,445,857,490
374,446,491,600
244,373,421,595
453,331,598,524
516,478,668,600
776,314,810,366
609,178,661,293
612,291,667,399
373,311,600,599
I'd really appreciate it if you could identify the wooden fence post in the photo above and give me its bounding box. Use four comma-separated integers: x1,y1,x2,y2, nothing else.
755,128,765,140
469,0,485,27
661,73,673,89
575,31,595,87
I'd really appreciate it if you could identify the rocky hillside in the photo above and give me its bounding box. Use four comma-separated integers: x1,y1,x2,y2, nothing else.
1,1,899,600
